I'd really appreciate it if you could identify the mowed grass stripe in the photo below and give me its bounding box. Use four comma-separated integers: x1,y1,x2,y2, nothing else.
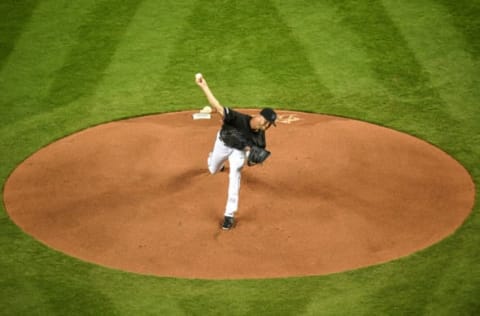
0,1,102,182
0,246,120,316
436,0,480,58
272,0,385,102
382,0,480,165
150,0,333,111
333,0,457,139
380,2,480,314
0,0,39,71
334,0,433,97
0,0,142,181
88,0,197,119
0,1,195,160
44,0,143,109
0,1,96,126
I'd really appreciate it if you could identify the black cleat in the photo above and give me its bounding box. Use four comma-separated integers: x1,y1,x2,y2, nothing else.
222,216,234,230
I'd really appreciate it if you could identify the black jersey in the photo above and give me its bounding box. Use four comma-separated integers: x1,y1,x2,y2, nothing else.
221,107,266,149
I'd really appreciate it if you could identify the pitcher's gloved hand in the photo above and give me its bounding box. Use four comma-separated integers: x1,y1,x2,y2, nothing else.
247,146,271,166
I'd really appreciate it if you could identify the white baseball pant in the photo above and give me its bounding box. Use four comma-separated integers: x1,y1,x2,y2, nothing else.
208,132,246,217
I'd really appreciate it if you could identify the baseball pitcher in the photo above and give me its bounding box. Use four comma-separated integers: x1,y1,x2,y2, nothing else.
195,74,277,230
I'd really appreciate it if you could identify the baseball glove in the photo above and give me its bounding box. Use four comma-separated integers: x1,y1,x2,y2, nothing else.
247,146,271,166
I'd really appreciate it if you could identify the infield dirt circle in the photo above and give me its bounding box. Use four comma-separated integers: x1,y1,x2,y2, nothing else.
3,110,475,279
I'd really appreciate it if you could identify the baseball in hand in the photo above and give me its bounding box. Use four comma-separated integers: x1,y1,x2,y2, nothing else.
200,105,212,113
195,73,203,80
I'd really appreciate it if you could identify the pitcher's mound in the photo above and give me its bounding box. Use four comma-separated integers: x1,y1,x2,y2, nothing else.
3,110,475,279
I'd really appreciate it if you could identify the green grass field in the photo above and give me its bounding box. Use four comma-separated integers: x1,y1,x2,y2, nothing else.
1,0,479,315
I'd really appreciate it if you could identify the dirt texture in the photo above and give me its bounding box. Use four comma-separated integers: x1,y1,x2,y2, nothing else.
3,110,475,279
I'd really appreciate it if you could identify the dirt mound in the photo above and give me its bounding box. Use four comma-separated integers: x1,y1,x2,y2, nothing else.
3,111,475,279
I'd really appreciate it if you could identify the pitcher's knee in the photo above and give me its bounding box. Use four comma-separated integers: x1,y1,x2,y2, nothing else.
237,164,245,172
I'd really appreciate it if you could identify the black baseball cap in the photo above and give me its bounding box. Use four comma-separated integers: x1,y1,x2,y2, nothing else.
260,108,277,126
